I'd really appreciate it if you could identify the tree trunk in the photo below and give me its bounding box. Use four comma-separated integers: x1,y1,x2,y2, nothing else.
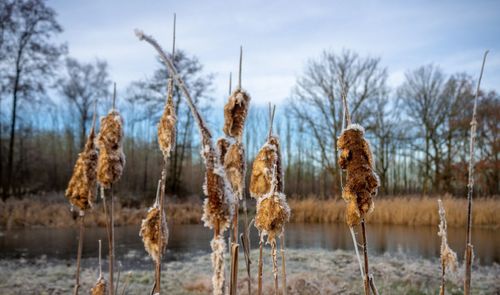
5,60,21,199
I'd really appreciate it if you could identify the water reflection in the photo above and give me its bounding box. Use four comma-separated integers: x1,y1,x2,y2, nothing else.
0,223,498,265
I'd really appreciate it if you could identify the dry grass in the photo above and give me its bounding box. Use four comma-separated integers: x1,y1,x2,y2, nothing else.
289,195,500,226
1,195,498,228
0,196,202,229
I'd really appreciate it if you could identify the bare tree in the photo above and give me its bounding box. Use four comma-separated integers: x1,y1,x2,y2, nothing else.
58,57,111,148
289,49,387,196
0,0,66,197
398,65,449,194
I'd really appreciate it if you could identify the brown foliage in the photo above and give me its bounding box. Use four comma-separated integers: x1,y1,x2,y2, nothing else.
65,128,98,211
97,110,125,188
223,89,251,139
158,94,177,159
139,207,168,262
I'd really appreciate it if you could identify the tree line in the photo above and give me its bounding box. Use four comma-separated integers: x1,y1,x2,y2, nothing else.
0,0,498,202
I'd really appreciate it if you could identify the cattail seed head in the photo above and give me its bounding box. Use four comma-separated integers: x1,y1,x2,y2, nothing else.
202,164,232,231
250,136,282,198
223,89,251,139
438,199,458,273
139,206,168,262
97,110,125,188
224,141,245,198
217,137,230,166
65,128,98,211
158,93,176,159
255,193,290,243
337,124,379,224
91,277,107,295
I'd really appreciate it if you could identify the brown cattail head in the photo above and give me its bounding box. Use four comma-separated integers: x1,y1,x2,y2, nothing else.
345,200,361,227
65,128,98,211
139,206,168,262
337,124,379,224
250,135,282,198
223,89,251,139
158,92,177,159
255,192,290,243
97,110,125,188
216,137,230,166
224,141,245,198
438,199,458,273
202,159,232,232
90,277,107,295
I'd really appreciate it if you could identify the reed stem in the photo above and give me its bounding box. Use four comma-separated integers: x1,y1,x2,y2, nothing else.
271,240,279,295
464,50,488,295
230,243,239,295
361,220,370,295
258,232,264,295
101,186,114,295
73,211,85,295
110,185,115,295
280,232,287,295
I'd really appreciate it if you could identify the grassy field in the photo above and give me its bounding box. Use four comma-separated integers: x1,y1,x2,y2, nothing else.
1,195,499,228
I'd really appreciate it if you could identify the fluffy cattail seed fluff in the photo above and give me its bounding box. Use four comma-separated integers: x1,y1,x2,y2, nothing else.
250,136,282,198
65,128,98,211
97,110,125,188
337,124,379,222
91,277,107,295
158,93,176,159
255,192,290,243
224,141,245,198
139,206,168,262
223,89,251,139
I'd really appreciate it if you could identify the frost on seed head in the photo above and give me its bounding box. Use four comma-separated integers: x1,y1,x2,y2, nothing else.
65,126,98,211
158,91,176,159
250,135,283,198
97,110,126,188
91,276,107,295
223,89,251,139
337,124,379,226
139,206,168,263
438,199,458,273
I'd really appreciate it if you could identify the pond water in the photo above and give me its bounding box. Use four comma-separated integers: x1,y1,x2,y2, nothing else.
0,223,498,267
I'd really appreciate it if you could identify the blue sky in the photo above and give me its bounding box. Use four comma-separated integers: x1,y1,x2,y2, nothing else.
49,0,500,105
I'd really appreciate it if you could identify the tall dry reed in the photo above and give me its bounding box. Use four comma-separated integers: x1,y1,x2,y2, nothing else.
96,86,125,295
136,29,235,295
438,199,457,295
65,105,98,295
463,50,489,295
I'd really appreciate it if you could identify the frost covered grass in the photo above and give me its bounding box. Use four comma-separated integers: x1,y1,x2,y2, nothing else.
1,195,499,228
1,249,498,294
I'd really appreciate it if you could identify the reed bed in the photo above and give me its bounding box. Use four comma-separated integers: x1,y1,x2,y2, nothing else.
2,195,499,228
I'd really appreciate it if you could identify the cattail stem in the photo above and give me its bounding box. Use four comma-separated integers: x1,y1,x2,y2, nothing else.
361,220,370,295
73,211,85,295
440,259,446,295
258,232,264,295
101,186,114,295
340,79,351,126
230,243,239,295
349,226,364,279
369,275,379,295
271,240,279,295
464,50,488,295
98,239,103,278
110,185,115,295
280,232,287,295
240,216,252,295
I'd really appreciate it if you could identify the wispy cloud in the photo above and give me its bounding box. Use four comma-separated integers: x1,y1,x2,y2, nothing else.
50,0,500,105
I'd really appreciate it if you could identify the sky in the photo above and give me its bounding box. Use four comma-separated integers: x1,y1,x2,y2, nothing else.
49,0,500,106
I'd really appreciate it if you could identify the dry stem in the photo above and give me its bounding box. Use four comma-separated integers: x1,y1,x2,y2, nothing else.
280,232,287,295
464,50,488,295
258,232,264,295
230,243,239,295
73,210,85,295
361,220,370,295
